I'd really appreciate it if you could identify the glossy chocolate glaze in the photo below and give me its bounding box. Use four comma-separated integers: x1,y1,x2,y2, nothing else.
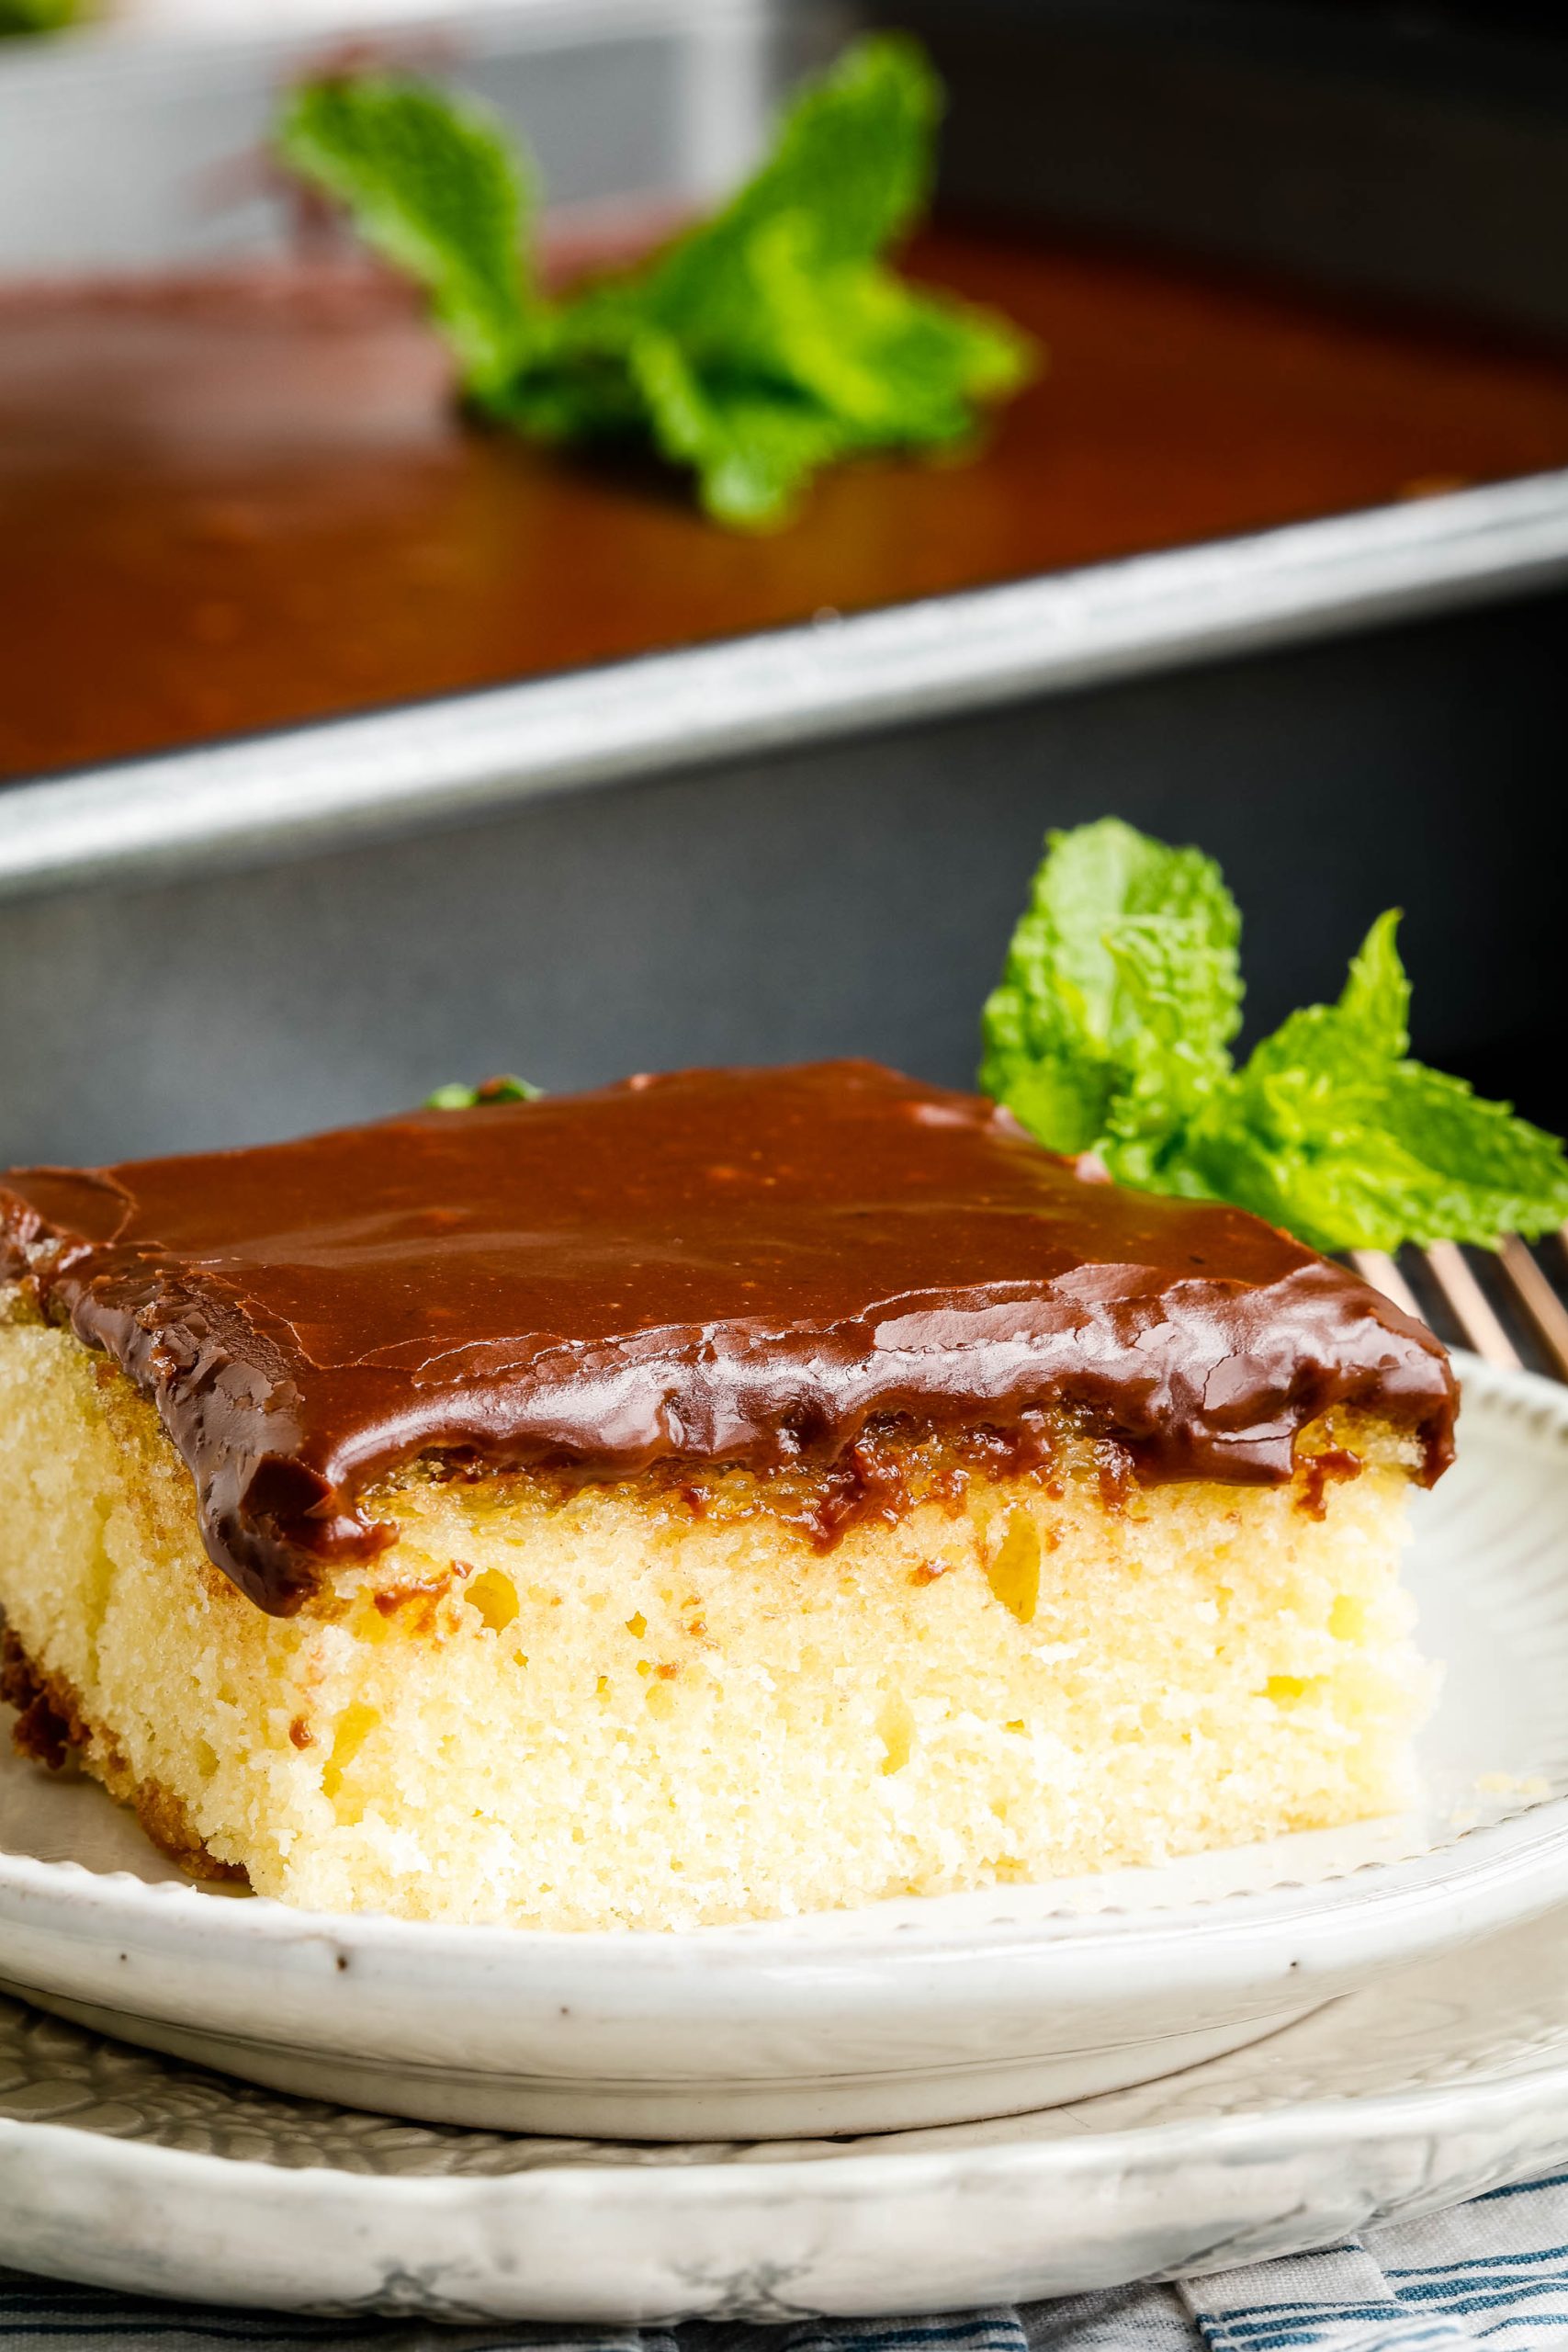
6,225,1568,778
0,1062,1454,1615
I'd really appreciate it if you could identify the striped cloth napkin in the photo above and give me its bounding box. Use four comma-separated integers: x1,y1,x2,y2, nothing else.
3,2169,1563,2350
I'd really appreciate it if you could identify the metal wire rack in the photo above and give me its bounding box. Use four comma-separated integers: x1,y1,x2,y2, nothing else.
1349,1236,1568,1381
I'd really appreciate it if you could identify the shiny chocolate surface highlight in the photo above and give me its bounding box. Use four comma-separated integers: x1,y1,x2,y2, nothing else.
0,1062,1455,1614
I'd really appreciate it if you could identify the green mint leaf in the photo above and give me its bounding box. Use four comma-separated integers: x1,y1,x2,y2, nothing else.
426,1075,541,1110
701,30,940,271
0,0,79,31
615,38,1032,522
625,325,851,526
276,37,1033,529
635,33,942,355
277,76,535,392
1372,1066,1568,1244
1194,1065,1568,1254
629,33,940,341
983,827,1568,1252
1236,909,1409,1110
1198,911,1568,1249
1096,919,1244,1189
979,817,1241,1164
1197,916,1568,1250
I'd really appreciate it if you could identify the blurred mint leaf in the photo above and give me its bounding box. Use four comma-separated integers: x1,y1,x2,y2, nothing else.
277,35,1034,529
426,1075,541,1109
983,826,1568,1251
0,0,80,28
276,75,536,392
0,0,81,32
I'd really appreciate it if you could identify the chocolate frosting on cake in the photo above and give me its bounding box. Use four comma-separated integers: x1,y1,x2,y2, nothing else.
0,1061,1455,1615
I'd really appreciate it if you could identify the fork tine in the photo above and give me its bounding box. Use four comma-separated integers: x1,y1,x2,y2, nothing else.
1498,1235,1568,1381
1348,1249,1423,1320
1422,1240,1524,1370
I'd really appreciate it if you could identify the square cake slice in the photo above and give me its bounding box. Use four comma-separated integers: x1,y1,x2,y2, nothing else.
0,1061,1454,1928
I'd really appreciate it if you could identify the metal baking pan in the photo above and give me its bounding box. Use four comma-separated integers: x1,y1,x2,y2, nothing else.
1,0,1565,1164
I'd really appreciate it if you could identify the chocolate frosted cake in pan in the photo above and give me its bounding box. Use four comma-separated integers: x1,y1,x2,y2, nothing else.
8,226,1568,782
0,1061,1454,1928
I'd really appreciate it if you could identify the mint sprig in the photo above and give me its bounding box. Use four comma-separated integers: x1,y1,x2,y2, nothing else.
0,0,80,29
981,819,1568,1252
276,37,1034,529
426,1076,540,1110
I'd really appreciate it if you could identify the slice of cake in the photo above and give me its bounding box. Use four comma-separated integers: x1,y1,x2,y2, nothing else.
0,1061,1454,1929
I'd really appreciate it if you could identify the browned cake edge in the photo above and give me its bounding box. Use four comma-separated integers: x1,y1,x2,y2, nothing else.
0,1623,245,1884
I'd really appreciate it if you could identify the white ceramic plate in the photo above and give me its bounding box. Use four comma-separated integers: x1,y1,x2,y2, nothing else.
4,1356,1568,2140
5,1908,1568,2320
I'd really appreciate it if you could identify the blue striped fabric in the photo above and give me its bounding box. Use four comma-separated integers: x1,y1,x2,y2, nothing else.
3,2173,1566,2349
1180,2173,1568,2350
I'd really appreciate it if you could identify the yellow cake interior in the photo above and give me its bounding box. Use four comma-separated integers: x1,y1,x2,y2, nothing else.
0,1293,1436,1930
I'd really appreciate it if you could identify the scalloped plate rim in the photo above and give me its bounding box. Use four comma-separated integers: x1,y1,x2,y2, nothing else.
6,2033,1568,2199
6,1978,1568,2328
